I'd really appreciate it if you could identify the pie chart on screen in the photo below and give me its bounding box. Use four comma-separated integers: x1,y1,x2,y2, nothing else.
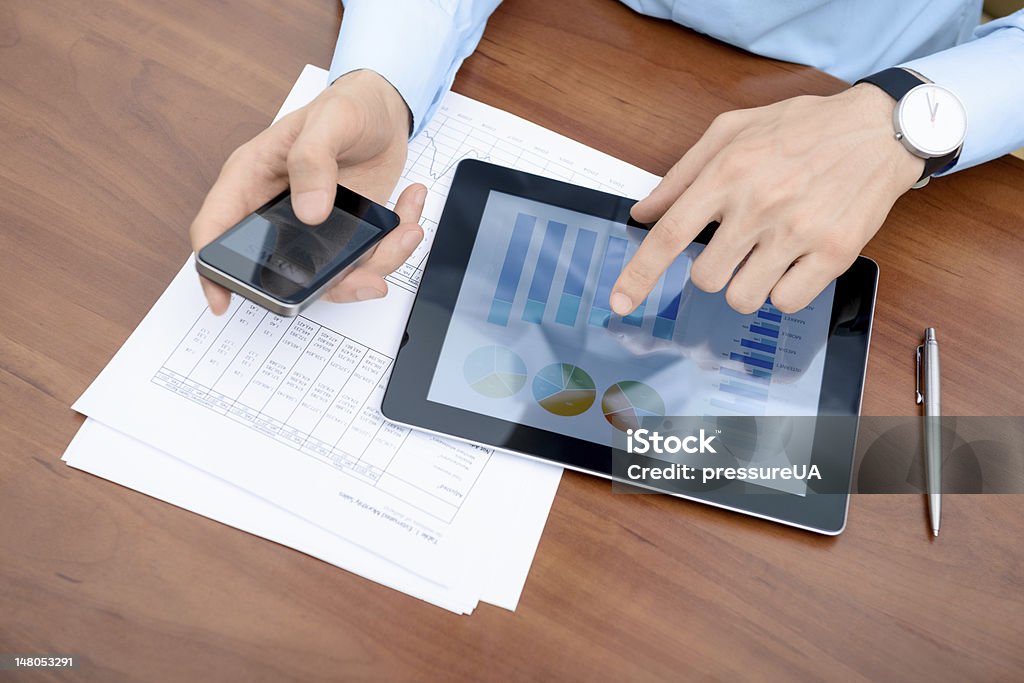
463,345,528,398
602,381,665,431
532,363,596,416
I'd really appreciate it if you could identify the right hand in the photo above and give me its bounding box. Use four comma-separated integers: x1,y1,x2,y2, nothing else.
190,69,426,314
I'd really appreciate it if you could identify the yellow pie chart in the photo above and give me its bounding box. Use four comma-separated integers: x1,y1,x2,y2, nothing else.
532,363,596,416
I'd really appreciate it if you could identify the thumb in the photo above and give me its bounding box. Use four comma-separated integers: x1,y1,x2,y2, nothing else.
393,182,427,225
286,110,359,225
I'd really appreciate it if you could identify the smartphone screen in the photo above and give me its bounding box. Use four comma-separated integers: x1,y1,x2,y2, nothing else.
198,187,399,308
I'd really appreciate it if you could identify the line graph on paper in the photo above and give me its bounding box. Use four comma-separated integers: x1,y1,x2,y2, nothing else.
384,95,643,294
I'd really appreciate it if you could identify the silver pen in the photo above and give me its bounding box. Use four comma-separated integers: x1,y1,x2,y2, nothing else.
916,328,942,537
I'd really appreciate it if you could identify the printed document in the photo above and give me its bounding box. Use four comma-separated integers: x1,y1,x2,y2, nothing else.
70,64,662,610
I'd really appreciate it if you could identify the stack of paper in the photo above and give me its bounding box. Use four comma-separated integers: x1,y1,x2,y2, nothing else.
65,65,660,613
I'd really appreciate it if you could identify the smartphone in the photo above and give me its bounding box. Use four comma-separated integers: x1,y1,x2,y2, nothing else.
196,185,401,316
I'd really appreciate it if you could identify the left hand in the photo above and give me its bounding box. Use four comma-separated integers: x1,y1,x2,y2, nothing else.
612,84,924,315
190,70,421,314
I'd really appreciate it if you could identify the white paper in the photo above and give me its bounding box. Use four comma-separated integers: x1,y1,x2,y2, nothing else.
63,419,476,614
69,64,663,609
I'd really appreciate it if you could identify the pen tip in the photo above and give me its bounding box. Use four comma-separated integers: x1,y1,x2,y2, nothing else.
933,529,939,537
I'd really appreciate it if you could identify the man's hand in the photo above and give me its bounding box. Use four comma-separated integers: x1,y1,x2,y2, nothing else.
190,70,425,314
612,84,924,315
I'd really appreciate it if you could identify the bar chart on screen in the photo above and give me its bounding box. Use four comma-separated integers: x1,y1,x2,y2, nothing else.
708,304,782,416
483,210,693,341
384,94,655,294
459,196,834,419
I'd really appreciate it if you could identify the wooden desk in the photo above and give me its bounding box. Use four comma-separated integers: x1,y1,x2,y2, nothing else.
2,0,1022,680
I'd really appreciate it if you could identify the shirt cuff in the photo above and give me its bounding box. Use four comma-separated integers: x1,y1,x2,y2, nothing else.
900,12,1024,173
330,1,459,137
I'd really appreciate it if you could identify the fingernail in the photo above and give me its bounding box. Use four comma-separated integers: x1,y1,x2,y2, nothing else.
401,230,422,249
610,292,633,315
292,190,330,223
414,185,427,203
356,287,384,301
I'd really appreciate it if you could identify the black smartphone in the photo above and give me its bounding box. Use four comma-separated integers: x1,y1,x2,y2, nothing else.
196,185,401,316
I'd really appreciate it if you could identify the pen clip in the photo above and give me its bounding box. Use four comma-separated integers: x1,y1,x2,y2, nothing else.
915,344,924,404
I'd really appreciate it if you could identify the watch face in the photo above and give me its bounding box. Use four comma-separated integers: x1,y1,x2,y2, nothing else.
897,84,968,157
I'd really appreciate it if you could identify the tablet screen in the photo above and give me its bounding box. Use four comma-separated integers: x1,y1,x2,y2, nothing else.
426,191,836,494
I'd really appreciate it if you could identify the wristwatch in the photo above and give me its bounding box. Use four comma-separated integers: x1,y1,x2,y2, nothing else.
855,67,968,188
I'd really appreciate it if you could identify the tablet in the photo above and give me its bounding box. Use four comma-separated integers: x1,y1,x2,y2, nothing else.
383,160,877,534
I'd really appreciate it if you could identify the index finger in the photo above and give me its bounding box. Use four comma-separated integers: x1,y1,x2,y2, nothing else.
610,182,719,315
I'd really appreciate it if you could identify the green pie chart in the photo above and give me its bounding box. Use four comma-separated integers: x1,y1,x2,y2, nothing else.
532,363,596,416
464,345,528,398
602,381,665,432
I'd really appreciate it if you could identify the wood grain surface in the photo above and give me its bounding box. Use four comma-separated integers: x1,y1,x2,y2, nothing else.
1,0,1022,680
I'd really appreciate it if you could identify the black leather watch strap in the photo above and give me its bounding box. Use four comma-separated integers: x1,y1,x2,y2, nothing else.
855,67,961,181
856,67,925,101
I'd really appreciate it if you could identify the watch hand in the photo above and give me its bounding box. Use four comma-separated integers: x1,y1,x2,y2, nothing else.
927,92,939,123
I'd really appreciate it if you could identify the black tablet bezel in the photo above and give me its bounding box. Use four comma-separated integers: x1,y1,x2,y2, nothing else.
383,159,877,534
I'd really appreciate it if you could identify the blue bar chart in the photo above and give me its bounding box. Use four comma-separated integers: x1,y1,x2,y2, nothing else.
712,304,784,415
653,256,688,340
487,213,536,326
554,229,597,326
588,237,628,328
523,221,567,324
486,212,691,341
749,320,780,338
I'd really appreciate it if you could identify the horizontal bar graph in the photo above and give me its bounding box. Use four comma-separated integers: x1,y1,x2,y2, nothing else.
749,322,779,338
713,305,785,414
729,352,774,370
720,381,769,401
740,338,777,354
719,366,770,385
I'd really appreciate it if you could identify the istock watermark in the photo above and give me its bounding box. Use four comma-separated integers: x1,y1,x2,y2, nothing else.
623,427,822,486
610,416,1024,496
626,428,718,455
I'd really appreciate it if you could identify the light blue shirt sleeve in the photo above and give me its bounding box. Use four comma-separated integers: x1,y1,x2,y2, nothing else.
329,0,501,137
329,0,1022,173
901,10,1024,173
